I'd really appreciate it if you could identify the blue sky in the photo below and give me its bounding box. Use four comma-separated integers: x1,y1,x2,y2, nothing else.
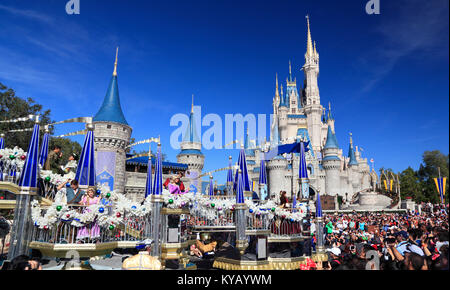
0,0,448,184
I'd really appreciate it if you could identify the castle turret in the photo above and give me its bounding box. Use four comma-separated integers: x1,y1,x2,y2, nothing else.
273,73,280,115
302,15,323,153
348,133,358,167
93,48,132,194
176,96,204,190
322,125,341,196
278,83,289,142
267,155,288,198
347,133,360,193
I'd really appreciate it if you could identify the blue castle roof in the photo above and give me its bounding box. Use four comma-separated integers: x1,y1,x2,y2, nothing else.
178,149,204,156
348,143,358,166
93,75,128,125
183,109,200,143
126,154,188,170
324,125,339,149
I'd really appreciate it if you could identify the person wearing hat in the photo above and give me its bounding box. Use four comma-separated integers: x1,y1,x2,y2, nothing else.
327,247,342,269
61,153,78,174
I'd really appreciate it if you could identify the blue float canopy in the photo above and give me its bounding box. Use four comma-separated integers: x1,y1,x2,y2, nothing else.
236,170,245,204
0,134,4,150
144,153,152,198
233,147,251,193
19,122,40,188
226,156,233,184
152,145,163,196
259,159,267,185
299,141,308,179
316,192,323,218
75,126,96,188
38,130,49,168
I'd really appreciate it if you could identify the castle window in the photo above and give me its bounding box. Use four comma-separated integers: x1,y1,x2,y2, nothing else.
107,125,112,129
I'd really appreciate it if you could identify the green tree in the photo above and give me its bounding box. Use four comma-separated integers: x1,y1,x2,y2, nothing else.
417,150,449,203
49,137,82,166
1,82,82,161
399,166,424,202
0,83,52,149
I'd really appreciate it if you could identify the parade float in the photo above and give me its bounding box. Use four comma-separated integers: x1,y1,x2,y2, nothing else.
0,114,322,270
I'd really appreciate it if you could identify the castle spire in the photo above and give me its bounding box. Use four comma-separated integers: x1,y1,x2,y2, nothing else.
348,132,358,166
113,47,119,76
275,73,279,97
327,102,334,121
306,15,313,58
324,125,339,149
289,60,292,81
183,95,200,143
93,47,128,125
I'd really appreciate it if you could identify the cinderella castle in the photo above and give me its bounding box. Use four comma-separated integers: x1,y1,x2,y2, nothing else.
91,17,384,208
246,16,376,203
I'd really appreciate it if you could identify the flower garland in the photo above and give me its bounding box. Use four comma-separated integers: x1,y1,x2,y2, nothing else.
31,180,309,231
0,147,27,173
159,192,308,222
40,170,76,186
31,183,155,230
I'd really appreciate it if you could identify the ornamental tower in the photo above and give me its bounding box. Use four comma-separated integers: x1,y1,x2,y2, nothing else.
302,15,324,153
93,48,132,194
278,82,289,142
323,124,341,196
347,132,360,193
176,96,204,190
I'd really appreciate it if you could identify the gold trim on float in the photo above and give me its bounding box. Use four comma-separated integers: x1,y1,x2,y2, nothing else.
268,236,305,243
268,257,307,270
0,197,55,209
311,252,328,262
213,257,271,270
245,230,271,236
29,241,138,258
0,182,20,194
213,256,311,270
0,200,16,209
161,208,190,215
160,241,189,260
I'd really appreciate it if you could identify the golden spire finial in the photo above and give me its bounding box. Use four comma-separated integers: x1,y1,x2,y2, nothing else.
280,83,283,96
113,47,119,76
349,132,353,147
191,94,194,114
306,15,313,57
328,101,331,111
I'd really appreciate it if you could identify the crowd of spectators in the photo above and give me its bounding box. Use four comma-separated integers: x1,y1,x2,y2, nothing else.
310,204,448,270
